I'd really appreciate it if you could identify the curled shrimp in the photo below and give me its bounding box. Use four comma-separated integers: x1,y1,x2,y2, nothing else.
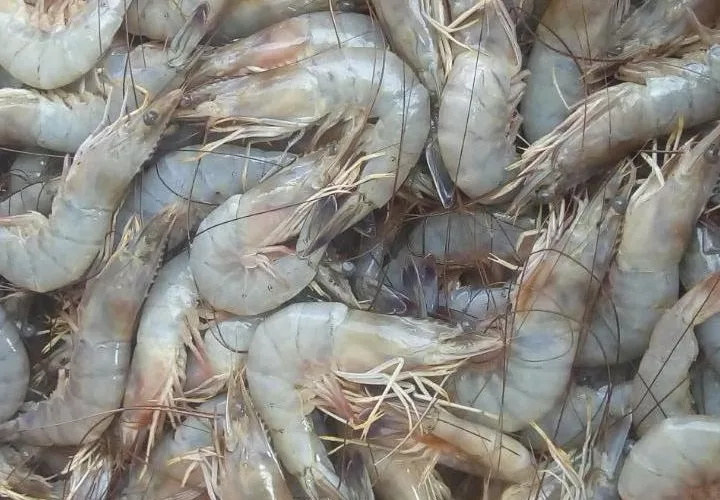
577,125,720,366
0,305,29,422
450,166,629,432
0,90,180,292
0,206,175,446
0,0,130,89
178,46,431,253
618,415,720,499
246,301,502,499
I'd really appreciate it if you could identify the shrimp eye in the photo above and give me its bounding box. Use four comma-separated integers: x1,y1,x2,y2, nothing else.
611,196,628,214
143,109,159,126
705,142,720,163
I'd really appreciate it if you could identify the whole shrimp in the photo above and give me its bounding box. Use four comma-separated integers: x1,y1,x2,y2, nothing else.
630,272,720,436
0,206,175,446
178,47,431,253
450,167,629,432
246,301,502,499
509,44,720,209
576,126,720,366
437,0,527,200
520,0,628,142
618,416,720,499
0,90,181,292
0,0,130,89
0,305,29,422
189,12,384,87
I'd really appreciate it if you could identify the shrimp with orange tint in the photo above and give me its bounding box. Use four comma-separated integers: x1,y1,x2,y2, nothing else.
450,166,629,432
0,206,175,446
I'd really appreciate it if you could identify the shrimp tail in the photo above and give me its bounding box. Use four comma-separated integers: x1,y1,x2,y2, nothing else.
298,193,368,257
167,2,211,69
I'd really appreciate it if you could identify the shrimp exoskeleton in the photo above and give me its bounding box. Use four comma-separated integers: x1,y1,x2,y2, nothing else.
0,305,29,422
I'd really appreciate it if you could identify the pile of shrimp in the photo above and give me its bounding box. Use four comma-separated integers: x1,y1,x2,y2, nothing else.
2,0,720,498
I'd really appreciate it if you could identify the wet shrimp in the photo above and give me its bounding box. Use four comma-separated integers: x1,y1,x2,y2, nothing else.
0,305,29,422
520,0,628,142
0,206,175,446
450,167,629,432
178,47,431,253
0,90,180,292
0,0,130,89
438,0,528,200
577,126,720,366
363,451,452,500
618,416,720,499
630,272,720,435
189,12,384,87
509,44,720,209
246,301,502,499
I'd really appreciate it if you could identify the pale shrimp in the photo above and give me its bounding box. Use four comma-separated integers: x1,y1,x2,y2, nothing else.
576,126,720,366
442,285,512,328
0,305,29,422
450,167,629,432
438,0,527,200
125,0,221,42
178,47,431,252
117,144,296,250
618,416,720,499
245,301,502,499
214,0,366,43
370,0,446,96
508,44,720,209
520,0,628,142
0,177,60,217
189,147,343,316
189,12,384,87
119,253,198,457
0,0,130,89
0,206,175,446
0,90,181,293
364,451,452,500
692,362,720,416
630,272,720,436
681,222,720,373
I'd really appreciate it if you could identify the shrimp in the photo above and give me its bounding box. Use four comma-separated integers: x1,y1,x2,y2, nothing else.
520,0,628,142
450,167,629,432
189,147,344,316
189,12,384,87
245,301,502,499
125,0,221,42
0,0,130,89
576,126,720,366
618,416,720,499
630,272,720,436
0,177,60,217
692,362,720,416
0,206,175,446
178,47,431,253
117,144,296,250
0,305,29,422
365,452,452,500
119,253,198,457
437,0,527,200
0,90,181,293
508,44,720,209
442,285,512,328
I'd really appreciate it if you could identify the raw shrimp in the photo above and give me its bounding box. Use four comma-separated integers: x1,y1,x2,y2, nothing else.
437,0,527,200
509,44,720,209
118,144,296,250
520,0,627,142
0,305,29,422
119,254,198,456
125,0,220,42
630,272,720,435
577,126,720,366
681,222,720,373
0,0,130,89
178,47,431,251
189,12,384,87
0,206,175,446
450,168,629,432
0,177,60,217
618,416,720,499
0,90,181,292
245,301,502,499
692,362,720,416
189,148,342,316
442,285,512,327
365,452,452,500
370,0,446,96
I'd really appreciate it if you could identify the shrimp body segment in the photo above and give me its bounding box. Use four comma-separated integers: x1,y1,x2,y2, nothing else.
0,90,181,292
246,301,501,499
0,206,175,446
0,306,29,422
